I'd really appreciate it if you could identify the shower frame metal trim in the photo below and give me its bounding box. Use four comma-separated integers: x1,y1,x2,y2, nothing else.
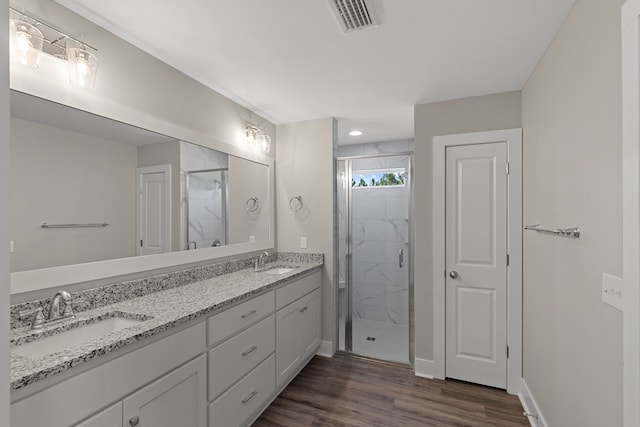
185,167,229,249
336,151,414,366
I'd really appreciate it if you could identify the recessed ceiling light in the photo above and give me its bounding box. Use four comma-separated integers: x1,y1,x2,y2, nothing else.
349,130,363,136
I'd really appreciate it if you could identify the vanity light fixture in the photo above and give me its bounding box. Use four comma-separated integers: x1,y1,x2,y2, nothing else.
9,7,99,88
67,46,98,88
9,19,43,68
245,122,271,154
349,130,363,136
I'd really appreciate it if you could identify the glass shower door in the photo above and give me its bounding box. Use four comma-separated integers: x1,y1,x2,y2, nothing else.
185,169,228,249
340,154,412,364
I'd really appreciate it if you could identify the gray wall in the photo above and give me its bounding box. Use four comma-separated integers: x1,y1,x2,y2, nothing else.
413,91,522,360
1,0,11,421
521,0,623,425
228,156,269,245
276,118,336,348
10,118,138,271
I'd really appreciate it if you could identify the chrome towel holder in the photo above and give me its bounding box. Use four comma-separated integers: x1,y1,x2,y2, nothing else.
524,224,581,239
41,222,109,229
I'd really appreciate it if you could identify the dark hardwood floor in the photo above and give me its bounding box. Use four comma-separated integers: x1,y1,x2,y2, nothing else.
253,353,528,427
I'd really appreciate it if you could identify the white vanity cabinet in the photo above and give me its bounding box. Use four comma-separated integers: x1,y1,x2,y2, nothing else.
206,291,276,427
75,354,207,427
275,272,321,387
11,267,323,427
11,322,207,427
75,402,123,427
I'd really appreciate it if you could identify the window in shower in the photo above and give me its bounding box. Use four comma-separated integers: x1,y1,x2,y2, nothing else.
351,168,406,188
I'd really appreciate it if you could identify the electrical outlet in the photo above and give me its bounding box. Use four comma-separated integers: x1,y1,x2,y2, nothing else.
249,235,255,243
602,273,623,311
300,236,307,249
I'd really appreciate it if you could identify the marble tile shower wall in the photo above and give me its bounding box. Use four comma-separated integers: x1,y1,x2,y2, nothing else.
352,185,409,326
337,140,413,327
181,142,229,250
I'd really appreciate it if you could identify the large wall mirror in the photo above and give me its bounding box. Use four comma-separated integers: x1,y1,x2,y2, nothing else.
10,90,273,295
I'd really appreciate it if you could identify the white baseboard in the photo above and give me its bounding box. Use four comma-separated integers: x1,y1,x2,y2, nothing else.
518,378,548,427
414,358,435,379
315,340,334,358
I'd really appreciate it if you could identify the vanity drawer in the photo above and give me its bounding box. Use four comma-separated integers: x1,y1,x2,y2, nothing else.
208,314,275,401
275,270,321,310
207,291,274,347
208,354,275,427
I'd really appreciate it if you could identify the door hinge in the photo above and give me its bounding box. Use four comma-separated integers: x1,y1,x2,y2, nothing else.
444,270,447,278
140,240,143,247
507,346,510,358
505,162,510,175
507,254,510,266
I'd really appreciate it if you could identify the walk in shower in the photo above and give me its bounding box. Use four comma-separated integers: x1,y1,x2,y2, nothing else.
185,168,228,250
182,141,230,250
337,151,413,365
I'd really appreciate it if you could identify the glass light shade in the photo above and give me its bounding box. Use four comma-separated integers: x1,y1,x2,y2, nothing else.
10,20,44,68
245,127,257,149
260,133,271,153
67,47,98,88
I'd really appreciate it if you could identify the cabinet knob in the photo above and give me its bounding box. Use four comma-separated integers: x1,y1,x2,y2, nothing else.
129,415,140,427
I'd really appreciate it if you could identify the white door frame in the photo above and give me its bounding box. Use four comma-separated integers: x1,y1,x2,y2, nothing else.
136,164,172,256
622,1,640,424
432,128,522,394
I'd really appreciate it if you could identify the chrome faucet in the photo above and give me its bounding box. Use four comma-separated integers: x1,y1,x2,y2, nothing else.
255,251,270,272
48,290,74,321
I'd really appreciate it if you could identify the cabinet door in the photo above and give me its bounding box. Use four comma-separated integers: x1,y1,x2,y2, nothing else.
122,355,207,427
300,289,321,358
75,402,123,427
275,301,302,386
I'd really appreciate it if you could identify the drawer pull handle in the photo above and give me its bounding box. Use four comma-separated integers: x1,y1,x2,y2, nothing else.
241,309,257,319
241,390,258,404
129,416,140,427
299,306,308,313
241,345,258,356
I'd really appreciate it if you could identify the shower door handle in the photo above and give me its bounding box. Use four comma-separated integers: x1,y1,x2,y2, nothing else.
399,249,404,268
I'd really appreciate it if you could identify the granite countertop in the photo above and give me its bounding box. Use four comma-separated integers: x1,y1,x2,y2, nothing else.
10,260,322,391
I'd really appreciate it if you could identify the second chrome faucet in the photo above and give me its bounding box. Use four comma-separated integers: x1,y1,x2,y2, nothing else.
254,251,270,272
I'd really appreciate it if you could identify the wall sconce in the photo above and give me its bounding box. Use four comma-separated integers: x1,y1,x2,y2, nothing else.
245,122,271,154
9,19,43,68
67,46,98,88
9,7,99,88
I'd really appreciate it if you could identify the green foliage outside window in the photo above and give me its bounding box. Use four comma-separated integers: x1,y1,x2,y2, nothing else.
351,170,406,188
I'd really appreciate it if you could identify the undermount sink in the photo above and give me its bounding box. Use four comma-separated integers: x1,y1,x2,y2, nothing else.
12,313,148,360
264,267,295,275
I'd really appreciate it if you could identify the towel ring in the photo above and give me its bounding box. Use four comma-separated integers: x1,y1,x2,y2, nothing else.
289,196,303,212
246,197,259,212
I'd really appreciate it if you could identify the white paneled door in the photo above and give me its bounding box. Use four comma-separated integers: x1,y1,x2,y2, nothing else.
445,142,508,389
137,165,171,256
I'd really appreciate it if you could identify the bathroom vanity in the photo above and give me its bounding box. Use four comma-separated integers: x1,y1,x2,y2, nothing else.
9,255,322,427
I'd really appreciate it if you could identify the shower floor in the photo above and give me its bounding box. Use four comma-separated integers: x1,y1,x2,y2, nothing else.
339,317,409,364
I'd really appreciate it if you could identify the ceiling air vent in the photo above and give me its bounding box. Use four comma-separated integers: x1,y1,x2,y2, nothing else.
327,0,378,33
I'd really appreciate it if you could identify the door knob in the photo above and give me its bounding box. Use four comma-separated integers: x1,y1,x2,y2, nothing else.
129,416,140,427
449,271,459,279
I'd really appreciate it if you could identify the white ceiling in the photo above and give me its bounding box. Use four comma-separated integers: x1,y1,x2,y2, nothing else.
54,0,575,145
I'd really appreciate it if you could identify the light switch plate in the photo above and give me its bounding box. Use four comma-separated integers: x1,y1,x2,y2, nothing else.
300,236,307,249
602,273,623,311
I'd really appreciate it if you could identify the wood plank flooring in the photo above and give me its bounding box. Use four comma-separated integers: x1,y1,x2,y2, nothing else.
253,353,528,427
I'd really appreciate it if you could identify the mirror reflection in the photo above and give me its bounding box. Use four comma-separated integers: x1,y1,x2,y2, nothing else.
9,90,269,273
